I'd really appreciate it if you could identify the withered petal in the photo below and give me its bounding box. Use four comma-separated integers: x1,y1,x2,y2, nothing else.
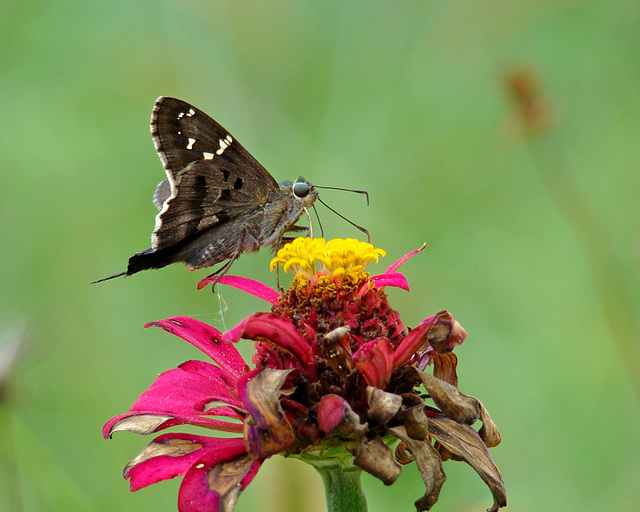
106,414,174,436
125,437,204,477
426,311,467,354
415,370,480,425
239,368,294,429
402,404,429,441
390,425,446,512
428,416,506,511
321,326,355,379
244,416,296,460
353,436,402,485
431,352,459,387
478,403,502,448
178,451,261,512
366,386,403,424
317,394,368,439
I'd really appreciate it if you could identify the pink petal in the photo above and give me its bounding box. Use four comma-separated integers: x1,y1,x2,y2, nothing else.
146,317,248,378
369,272,410,291
125,433,238,491
129,367,244,418
178,447,261,512
392,315,439,368
223,313,312,365
197,275,280,305
353,338,395,388
384,243,426,274
177,360,239,390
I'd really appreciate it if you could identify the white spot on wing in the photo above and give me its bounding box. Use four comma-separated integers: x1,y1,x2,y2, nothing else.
216,135,233,155
187,108,195,117
177,112,185,119
187,137,196,150
203,152,214,160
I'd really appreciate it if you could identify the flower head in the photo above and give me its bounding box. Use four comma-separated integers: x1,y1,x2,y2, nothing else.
105,238,506,512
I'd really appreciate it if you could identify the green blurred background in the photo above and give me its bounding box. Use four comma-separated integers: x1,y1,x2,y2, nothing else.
2,1,639,511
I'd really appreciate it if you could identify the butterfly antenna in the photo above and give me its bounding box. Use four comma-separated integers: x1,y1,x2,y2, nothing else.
312,205,325,238
317,197,370,242
314,186,369,206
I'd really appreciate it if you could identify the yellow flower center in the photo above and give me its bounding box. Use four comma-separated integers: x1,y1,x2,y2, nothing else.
270,238,386,281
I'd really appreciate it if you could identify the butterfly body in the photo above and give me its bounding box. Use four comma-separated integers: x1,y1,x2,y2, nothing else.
97,97,318,282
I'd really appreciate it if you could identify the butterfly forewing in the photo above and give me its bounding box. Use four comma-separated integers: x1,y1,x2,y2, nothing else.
149,97,280,250
150,97,277,187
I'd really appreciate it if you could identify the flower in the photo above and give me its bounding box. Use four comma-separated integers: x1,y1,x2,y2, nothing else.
104,238,506,512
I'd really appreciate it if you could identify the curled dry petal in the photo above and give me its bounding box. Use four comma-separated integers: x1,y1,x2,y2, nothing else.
239,368,297,459
321,326,355,380
124,434,237,491
390,425,446,512
244,416,296,460
178,449,261,512
353,436,402,485
366,386,402,424
238,368,294,429
428,416,506,512
416,370,481,425
478,404,502,448
105,414,175,437
317,394,367,439
104,412,244,437
431,352,459,387
426,311,467,354
145,317,247,378
401,404,429,441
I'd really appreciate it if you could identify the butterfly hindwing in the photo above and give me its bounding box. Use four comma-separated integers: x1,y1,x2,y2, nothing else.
151,160,274,249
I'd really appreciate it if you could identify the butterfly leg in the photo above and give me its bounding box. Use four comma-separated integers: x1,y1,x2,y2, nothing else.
205,253,241,292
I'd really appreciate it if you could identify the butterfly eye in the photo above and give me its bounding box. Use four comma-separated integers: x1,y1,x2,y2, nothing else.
293,181,311,198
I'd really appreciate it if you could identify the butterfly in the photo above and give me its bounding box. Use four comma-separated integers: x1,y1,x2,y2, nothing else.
95,97,318,283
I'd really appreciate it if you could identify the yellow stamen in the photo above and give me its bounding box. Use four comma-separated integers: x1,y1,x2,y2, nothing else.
271,238,386,280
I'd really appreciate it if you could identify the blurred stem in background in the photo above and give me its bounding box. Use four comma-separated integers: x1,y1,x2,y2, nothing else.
506,69,640,402
0,324,28,512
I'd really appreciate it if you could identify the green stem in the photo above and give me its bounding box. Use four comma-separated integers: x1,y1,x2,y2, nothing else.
316,465,368,512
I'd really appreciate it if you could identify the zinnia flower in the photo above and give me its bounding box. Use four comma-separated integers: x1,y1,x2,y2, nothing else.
104,238,506,512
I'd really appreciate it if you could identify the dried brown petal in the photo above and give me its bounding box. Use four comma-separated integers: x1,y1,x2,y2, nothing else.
321,326,355,379
124,437,204,476
394,441,413,465
390,425,446,511
428,416,506,512
366,386,402,424
431,352,458,387
108,414,174,436
478,403,502,448
243,368,294,429
416,370,480,425
206,454,255,512
402,404,429,441
353,436,402,485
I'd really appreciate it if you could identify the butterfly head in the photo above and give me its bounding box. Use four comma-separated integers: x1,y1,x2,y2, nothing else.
279,176,319,209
